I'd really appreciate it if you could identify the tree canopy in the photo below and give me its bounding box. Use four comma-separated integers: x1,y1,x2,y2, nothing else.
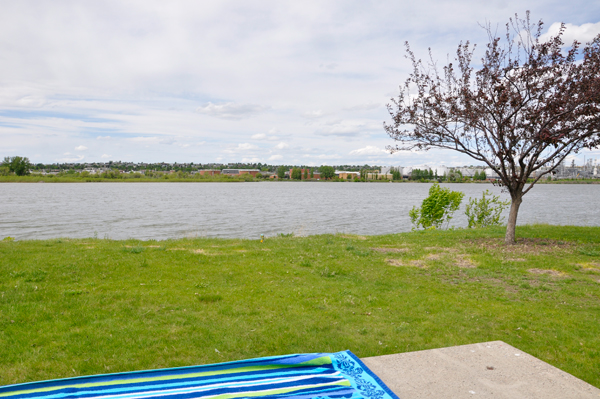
319,165,335,179
276,166,287,179
385,13,600,243
2,156,32,176
291,167,302,180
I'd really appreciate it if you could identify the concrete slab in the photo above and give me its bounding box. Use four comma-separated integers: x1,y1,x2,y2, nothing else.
362,341,600,399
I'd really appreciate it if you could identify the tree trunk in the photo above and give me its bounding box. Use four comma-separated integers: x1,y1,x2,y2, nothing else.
505,193,523,244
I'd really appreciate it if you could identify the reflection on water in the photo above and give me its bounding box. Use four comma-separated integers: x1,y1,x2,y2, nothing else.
0,182,598,240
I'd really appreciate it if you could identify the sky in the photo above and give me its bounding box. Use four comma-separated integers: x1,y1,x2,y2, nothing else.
1,1,600,167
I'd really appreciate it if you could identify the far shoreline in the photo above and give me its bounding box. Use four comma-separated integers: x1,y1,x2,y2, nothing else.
1,176,600,184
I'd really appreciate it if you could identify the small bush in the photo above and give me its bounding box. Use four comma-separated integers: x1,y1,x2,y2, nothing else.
465,190,510,228
409,183,464,229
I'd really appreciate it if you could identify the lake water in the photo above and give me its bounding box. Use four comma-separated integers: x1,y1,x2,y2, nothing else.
0,182,598,240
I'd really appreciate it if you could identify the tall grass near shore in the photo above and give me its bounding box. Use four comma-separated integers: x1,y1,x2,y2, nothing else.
1,225,599,387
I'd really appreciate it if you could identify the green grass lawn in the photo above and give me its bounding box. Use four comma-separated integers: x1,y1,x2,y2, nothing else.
1,225,599,387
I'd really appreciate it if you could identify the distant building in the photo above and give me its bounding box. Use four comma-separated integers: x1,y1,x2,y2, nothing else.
238,169,261,177
484,168,499,179
221,169,261,177
198,169,221,176
335,171,360,179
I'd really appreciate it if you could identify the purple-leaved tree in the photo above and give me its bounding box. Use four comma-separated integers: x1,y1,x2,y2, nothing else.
385,13,600,243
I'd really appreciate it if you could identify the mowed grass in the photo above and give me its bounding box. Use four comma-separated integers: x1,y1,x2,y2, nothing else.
1,225,600,387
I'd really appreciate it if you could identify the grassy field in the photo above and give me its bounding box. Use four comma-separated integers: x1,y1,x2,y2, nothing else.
1,225,599,387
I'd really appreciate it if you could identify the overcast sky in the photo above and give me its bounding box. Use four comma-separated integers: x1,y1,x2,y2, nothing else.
1,1,600,167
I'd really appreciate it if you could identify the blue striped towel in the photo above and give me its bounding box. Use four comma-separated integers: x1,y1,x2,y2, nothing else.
0,351,399,399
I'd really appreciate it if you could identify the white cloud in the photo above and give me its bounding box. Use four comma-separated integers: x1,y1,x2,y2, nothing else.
129,137,158,144
306,154,343,160
302,110,328,119
224,142,260,154
268,154,283,161
274,142,289,150
237,143,258,150
56,155,84,162
317,120,373,137
252,130,280,141
349,146,387,156
242,157,262,163
75,145,88,151
177,141,205,148
101,154,111,158
344,103,381,111
96,136,111,140
16,96,47,108
319,63,338,70
196,102,267,120
540,22,600,45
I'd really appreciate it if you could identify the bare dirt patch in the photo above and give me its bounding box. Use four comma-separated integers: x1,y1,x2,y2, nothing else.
468,238,574,256
424,247,459,253
372,247,410,253
506,258,527,262
339,234,367,240
191,249,206,254
426,253,442,260
528,268,566,277
455,254,477,268
385,259,426,268
386,259,404,267
577,263,600,273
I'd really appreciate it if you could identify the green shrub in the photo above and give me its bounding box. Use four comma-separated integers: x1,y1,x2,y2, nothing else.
409,183,464,229
465,189,510,228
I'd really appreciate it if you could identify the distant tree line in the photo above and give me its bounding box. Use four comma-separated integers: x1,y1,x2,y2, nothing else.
2,155,493,183
19,160,382,174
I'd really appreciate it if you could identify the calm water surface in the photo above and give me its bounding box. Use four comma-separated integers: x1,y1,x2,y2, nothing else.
0,182,598,240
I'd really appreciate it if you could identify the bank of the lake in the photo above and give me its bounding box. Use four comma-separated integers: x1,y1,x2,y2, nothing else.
1,225,599,387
